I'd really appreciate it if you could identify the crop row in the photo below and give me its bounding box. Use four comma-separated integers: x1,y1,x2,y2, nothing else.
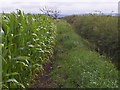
0,10,56,88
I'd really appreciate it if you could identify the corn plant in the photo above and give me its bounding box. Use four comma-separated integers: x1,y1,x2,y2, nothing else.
1,10,56,89
0,13,3,90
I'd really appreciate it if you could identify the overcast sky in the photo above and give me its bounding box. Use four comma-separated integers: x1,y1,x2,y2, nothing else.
0,0,119,14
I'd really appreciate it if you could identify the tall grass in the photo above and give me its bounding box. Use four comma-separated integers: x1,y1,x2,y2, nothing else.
64,15,119,68
50,20,118,88
1,10,56,89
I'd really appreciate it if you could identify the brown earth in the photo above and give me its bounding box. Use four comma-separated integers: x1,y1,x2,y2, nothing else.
29,60,54,88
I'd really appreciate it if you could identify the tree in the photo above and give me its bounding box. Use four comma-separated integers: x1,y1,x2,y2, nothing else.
40,6,60,19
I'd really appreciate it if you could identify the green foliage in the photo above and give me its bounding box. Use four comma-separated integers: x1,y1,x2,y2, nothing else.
1,10,56,89
50,21,118,88
64,15,119,68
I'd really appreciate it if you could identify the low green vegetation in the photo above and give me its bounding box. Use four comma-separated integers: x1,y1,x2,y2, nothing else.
1,10,56,89
64,15,119,67
50,20,118,88
1,10,119,89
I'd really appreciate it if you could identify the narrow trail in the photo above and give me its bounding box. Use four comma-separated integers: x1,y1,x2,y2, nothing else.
30,61,53,88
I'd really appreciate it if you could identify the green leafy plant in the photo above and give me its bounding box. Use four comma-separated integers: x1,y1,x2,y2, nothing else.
1,10,56,89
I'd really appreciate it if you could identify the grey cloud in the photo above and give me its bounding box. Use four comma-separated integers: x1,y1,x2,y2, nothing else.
0,1,118,14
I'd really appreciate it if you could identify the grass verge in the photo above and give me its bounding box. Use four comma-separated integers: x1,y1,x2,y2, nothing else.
50,20,118,88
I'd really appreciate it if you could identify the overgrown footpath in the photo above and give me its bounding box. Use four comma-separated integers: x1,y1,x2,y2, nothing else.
48,20,118,88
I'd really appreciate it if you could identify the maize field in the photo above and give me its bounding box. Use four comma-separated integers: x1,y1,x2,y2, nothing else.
0,10,56,88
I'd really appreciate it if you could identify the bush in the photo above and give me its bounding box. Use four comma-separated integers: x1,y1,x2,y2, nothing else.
64,15,119,68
